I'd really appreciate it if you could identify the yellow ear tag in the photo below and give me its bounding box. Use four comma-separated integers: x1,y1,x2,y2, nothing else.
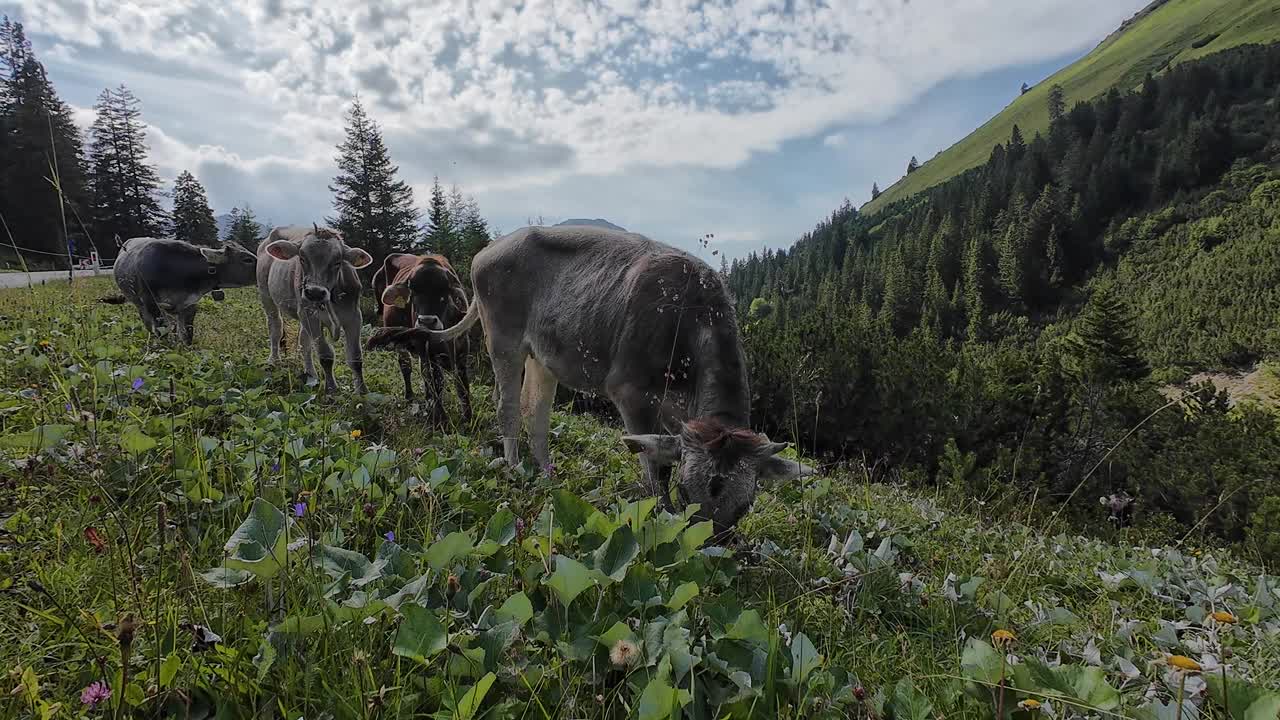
392,295,408,308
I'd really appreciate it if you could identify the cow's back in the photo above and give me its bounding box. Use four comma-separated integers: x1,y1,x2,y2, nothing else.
114,237,208,304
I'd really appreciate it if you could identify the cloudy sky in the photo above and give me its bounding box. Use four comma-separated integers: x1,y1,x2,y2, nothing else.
4,0,1147,261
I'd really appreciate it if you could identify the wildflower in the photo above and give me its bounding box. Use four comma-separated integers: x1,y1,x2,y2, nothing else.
384,531,395,543
1167,655,1202,673
447,574,461,594
609,638,639,668
992,629,1017,647
1018,699,1042,711
350,429,362,439
293,502,306,518
363,502,377,518
38,340,50,348
1211,611,1237,624
543,462,557,477
131,377,144,391
80,681,111,708
271,460,280,473
84,527,107,553
853,686,866,701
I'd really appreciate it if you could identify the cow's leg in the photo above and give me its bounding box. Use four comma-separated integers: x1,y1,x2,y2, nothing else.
489,348,526,468
298,320,317,383
136,301,161,336
612,386,676,510
311,323,339,394
178,306,197,346
424,357,446,423
262,294,283,363
339,309,367,395
398,351,415,400
522,356,558,470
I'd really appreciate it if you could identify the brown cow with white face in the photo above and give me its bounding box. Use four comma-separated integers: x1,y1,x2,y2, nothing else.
374,224,816,538
366,253,472,422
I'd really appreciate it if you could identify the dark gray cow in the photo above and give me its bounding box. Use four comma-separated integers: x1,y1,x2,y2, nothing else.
256,224,372,394
385,225,815,536
107,237,257,344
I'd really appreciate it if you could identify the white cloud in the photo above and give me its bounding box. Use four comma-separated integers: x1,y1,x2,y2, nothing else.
6,0,1149,255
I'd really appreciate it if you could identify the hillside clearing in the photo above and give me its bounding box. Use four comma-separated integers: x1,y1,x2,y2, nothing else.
1,279,1278,718
862,0,1280,215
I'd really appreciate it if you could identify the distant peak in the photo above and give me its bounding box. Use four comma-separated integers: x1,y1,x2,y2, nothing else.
553,218,628,232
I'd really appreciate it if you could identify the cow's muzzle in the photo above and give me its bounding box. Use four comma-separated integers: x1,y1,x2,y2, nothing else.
415,314,444,331
303,285,330,304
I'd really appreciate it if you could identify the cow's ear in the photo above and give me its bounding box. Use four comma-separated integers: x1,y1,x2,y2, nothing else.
381,284,411,309
200,247,228,264
382,253,412,283
622,434,682,466
266,239,300,260
755,448,816,485
345,246,374,269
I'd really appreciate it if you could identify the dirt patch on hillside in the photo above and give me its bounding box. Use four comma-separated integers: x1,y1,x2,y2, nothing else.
1161,365,1280,407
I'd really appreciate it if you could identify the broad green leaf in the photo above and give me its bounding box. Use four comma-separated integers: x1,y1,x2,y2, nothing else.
426,531,474,570
678,521,715,560
493,592,533,627
124,682,145,707
484,509,517,546
199,567,253,588
453,672,496,720
222,499,290,580
393,604,448,662
726,609,769,646
666,581,700,611
888,679,933,720
623,565,663,609
790,632,822,685
597,621,637,649
0,424,73,452
384,574,432,609
1207,673,1280,720
552,490,597,534
619,497,658,530
546,555,597,607
159,653,181,688
636,671,691,720
314,545,382,585
961,639,1004,687
1064,666,1120,711
594,525,639,581
119,426,158,454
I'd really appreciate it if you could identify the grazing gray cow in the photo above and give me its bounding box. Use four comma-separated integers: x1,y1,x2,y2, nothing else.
256,224,372,394
106,237,257,344
381,225,815,536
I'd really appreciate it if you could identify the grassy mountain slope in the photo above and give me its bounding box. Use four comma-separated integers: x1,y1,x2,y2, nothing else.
863,0,1280,215
2,280,1278,717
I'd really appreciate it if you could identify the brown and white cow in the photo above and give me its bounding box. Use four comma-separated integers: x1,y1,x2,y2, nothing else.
376,224,815,537
365,253,473,422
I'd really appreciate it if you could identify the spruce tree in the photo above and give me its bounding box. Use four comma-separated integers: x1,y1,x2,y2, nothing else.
424,176,451,253
328,98,419,271
87,85,167,258
871,182,881,200
170,170,218,246
1047,84,1066,122
907,156,919,174
0,17,90,264
224,205,265,251
1065,284,1150,384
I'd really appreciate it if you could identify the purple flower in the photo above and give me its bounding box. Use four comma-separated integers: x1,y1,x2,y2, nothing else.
131,377,144,391
80,681,111,708
293,502,306,518
542,462,557,477
272,460,281,473
384,531,395,542
65,403,73,412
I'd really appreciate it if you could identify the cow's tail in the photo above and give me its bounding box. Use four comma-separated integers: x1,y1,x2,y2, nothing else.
429,296,480,343
99,294,128,305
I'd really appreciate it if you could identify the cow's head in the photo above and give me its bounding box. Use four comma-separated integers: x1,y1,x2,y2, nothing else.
622,417,816,537
200,241,257,288
380,255,462,331
265,224,372,306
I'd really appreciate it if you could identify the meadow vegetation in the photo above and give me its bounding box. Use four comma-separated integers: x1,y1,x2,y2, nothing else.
1,276,1278,718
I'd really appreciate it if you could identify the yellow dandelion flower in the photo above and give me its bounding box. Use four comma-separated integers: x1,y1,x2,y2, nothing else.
1211,611,1237,624
350,429,362,439
992,629,1017,647
609,638,639,668
1168,655,1202,672
1018,699,1042,711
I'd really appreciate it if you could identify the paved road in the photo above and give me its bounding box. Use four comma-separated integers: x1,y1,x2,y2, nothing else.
0,268,108,289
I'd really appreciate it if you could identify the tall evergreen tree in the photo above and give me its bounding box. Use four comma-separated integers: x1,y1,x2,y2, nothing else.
223,205,265,251
424,176,451,253
1047,83,1066,122
871,182,881,200
327,97,419,271
0,17,90,265
170,170,218,246
907,156,919,174
1064,284,1150,384
87,85,167,259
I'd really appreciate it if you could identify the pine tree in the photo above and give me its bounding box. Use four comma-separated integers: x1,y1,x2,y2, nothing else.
1064,284,1150,383
1047,84,1066,122
964,231,992,340
907,156,919,174
424,176,451,253
224,206,265,251
0,17,90,264
170,171,218,246
871,182,881,200
459,195,489,261
328,97,419,271
997,210,1028,306
87,85,167,258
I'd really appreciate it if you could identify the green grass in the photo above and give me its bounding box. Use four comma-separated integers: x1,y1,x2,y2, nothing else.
1,279,1278,718
863,0,1280,215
